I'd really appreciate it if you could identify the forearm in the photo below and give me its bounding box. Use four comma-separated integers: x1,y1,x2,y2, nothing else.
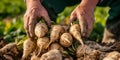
80,0,99,10
25,0,42,9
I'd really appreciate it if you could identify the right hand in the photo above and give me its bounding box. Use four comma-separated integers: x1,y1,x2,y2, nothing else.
69,4,95,38
24,0,51,38
68,0,99,38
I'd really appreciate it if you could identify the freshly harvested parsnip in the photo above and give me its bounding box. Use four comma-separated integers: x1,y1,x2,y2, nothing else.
76,45,92,58
49,43,64,52
31,55,40,60
40,49,62,60
37,37,49,56
47,25,65,48
60,33,73,47
0,43,18,55
69,24,84,46
35,23,48,38
103,51,120,60
3,54,13,60
22,38,36,59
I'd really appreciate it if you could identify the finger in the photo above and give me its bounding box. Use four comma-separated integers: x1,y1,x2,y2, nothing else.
86,18,94,38
28,15,37,38
69,12,77,25
42,14,51,28
77,15,87,37
23,15,30,37
67,13,77,31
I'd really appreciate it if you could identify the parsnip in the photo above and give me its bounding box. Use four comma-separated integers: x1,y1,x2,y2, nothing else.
3,55,13,60
0,43,18,55
49,43,64,52
35,23,48,38
76,45,92,58
60,33,73,47
47,25,65,48
103,51,120,60
37,37,49,56
69,24,84,46
40,49,62,60
22,38,36,59
31,55,40,60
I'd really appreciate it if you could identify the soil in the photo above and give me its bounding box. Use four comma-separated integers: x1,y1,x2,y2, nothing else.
0,38,120,60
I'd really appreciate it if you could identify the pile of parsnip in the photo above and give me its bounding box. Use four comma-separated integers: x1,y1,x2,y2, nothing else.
21,22,85,60
21,22,120,60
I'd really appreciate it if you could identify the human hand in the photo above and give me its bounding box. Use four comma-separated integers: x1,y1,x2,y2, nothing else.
24,0,51,38
69,1,98,38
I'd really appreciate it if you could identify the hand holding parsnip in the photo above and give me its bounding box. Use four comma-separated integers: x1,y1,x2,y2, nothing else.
69,0,98,37
24,0,51,38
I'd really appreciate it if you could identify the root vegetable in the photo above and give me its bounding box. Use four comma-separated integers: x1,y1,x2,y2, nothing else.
49,43,64,52
84,50,100,60
40,49,62,60
76,45,92,58
69,24,84,47
35,23,48,38
31,55,40,60
60,33,73,47
4,55,13,60
103,51,120,60
37,37,49,56
0,43,18,55
22,38,36,59
47,25,65,48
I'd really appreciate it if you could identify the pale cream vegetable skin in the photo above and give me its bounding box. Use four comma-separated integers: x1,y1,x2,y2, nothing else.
22,38,36,59
60,33,73,47
40,49,62,60
69,24,84,46
35,23,48,38
47,25,65,48
37,37,49,56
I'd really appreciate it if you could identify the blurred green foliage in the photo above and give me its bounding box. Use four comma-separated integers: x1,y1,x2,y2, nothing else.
0,0,25,19
0,1,110,43
0,16,26,43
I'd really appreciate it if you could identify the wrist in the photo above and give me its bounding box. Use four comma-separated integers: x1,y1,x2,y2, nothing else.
80,0,99,10
26,0,42,9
